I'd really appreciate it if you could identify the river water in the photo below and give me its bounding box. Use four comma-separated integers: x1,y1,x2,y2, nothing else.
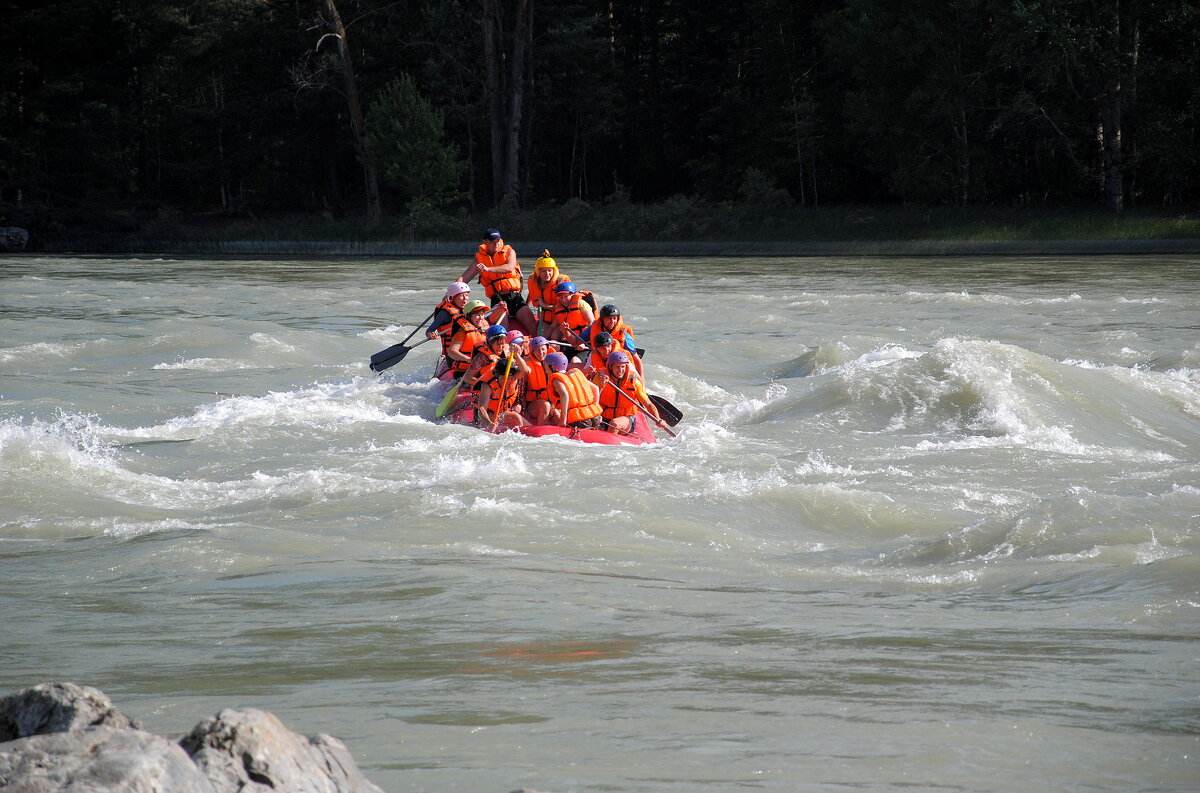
1,253,1197,792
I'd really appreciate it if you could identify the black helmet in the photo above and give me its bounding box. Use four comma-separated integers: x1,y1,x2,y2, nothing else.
593,332,614,347
599,304,620,318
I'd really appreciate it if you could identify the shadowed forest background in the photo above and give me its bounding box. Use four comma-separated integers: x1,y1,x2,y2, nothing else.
2,0,1199,244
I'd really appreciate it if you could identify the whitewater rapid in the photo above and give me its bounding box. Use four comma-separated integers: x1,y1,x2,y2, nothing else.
2,254,1197,792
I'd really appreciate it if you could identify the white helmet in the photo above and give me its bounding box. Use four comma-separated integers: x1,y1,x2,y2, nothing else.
446,282,471,298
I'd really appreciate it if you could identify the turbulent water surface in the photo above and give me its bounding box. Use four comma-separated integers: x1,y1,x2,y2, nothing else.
1,253,1198,792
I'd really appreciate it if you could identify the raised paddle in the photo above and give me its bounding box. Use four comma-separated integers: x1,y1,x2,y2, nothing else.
369,336,433,373
647,394,683,427
605,381,676,438
369,310,435,372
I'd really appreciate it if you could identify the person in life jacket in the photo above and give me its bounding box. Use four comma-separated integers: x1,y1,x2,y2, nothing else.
463,324,531,389
426,282,471,354
595,350,659,435
581,303,643,376
458,228,527,324
521,335,556,425
545,351,602,429
545,281,594,360
582,332,617,378
445,300,490,378
505,329,528,361
523,250,570,334
476,356,526,432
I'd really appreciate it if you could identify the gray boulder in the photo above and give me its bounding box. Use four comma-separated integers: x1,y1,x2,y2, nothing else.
0,683,140,742
180,708,384,793
0,727,216,793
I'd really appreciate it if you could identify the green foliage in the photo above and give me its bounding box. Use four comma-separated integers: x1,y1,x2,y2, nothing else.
366,74,465,214
4,0,1199,240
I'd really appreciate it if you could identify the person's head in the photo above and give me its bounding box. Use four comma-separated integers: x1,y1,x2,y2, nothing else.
606,350,630,377
599,304,620,331
544,352,569,373
529,335,550,360
534,250,557,280
463,300,490,327
486,324,509,352
506,330,527,352
483,228,502,253
493,357,516,379
446,281,470,307
592,331,614,356
555,281,577,303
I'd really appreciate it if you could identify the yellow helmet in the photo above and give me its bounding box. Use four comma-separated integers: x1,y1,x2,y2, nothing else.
534,249,557,270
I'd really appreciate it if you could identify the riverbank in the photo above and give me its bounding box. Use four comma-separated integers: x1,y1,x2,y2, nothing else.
14,203,1200,256
96,237,1200,257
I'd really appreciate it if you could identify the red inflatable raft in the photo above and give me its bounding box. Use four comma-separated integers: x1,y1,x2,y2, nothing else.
436,367,657,446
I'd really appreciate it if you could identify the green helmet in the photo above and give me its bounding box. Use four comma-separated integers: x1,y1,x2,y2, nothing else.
463,299,489,315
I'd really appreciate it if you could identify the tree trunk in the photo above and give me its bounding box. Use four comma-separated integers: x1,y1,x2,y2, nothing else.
501,0,530,205
483,0,505,205
1099,0,1125,212
1121,0,1140,206
321,0,381,223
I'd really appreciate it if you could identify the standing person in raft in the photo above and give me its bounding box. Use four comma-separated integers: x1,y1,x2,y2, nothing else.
458,229,528,332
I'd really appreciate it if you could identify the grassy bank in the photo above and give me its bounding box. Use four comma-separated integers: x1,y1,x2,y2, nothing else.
28,200,1200,253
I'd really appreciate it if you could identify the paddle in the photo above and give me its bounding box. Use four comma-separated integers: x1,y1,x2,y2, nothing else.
487,352,516,431
369,336,433,373
647,394,683,427
435,378,463,419
606,381,677,438
369,310,435,373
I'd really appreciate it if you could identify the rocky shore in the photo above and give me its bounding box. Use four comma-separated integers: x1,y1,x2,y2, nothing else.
0,683,550,793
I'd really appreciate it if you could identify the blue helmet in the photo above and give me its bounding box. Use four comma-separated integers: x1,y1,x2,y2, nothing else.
554,281,578,294
486,324,508,341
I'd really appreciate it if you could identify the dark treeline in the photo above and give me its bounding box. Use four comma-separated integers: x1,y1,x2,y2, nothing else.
3,0,1199,232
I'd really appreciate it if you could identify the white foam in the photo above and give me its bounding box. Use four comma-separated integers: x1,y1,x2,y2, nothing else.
152,357,258,371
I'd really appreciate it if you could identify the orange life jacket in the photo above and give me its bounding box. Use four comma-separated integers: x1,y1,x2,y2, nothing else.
585,318,636,350
550,368,602,424
586,347,612,373
600,372,647,421
546,295,592,337
476,244,523,297
523,353,552,402
527,270,571,309
470,349,502,386
481,364,522,416
435,298,463,355
449,316,485,373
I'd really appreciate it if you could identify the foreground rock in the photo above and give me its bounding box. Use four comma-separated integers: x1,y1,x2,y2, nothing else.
181,709,383,793
0,684,382,793
0,683,140,741
0,727,215,793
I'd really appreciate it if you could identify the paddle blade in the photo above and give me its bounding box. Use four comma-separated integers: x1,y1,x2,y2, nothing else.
435,380,463,419
648,394,683,426
369,343,410,372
